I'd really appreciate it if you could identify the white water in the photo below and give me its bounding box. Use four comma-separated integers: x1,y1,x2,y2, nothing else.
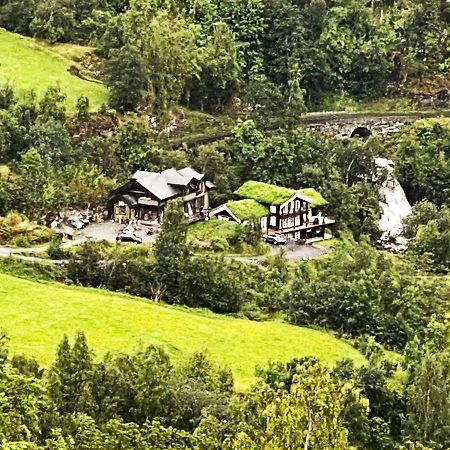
375,157,412,246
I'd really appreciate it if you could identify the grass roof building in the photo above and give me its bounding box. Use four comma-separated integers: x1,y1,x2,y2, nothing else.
211,180,335,242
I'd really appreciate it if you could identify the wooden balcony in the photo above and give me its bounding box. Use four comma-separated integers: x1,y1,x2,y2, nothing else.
271,218,336,233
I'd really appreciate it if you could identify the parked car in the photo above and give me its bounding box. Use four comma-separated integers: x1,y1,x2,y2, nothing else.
116,229,142,244
69,217,85,230
263,233,287,245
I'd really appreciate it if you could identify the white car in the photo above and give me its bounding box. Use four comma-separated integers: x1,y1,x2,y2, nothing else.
263,233,287,245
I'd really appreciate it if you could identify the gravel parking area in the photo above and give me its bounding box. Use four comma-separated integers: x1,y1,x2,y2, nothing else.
271,242,327,261
65,223,327,261
73,222,157,245
234,241,327,264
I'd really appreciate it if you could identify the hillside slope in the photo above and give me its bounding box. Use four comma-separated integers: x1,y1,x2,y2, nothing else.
0,28,108,110
0,273,365,389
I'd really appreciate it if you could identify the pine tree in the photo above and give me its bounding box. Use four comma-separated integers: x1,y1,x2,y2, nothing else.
48,332,95,415
154,199,190,303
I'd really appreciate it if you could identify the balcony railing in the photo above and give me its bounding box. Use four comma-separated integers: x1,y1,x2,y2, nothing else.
272,218,336,233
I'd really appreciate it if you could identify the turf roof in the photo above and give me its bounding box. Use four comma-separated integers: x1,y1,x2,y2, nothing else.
235,181,296,205
226,199,269,221
298,188,328,207
234,181,328,207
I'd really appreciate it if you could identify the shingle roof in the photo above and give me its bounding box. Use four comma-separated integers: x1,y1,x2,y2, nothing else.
161,168,192,186
178,166,204,181
132,171,179,200
130,167,209,201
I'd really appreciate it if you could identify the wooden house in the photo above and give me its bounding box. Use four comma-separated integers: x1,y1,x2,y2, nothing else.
107,167,215,224
210,181,335,242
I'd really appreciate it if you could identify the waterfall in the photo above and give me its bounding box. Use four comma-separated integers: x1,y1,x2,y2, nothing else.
375,157,412,248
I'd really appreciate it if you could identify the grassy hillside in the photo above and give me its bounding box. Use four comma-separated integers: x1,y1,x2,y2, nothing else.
0,273,365,389
0,28,108,110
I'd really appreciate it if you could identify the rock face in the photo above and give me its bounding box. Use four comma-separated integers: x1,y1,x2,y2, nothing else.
375,157,412,248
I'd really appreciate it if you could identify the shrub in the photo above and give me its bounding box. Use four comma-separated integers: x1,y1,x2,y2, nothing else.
47,238,69,260
0,212,53,247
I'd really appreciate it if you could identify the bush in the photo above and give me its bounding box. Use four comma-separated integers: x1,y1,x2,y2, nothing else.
209,236,229,253
47,238,69,260
284,238,446,349
407,205,450,273
0,212,53,247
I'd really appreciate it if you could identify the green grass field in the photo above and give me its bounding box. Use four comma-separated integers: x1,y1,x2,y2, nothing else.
0,28,108,110
0,273,365,389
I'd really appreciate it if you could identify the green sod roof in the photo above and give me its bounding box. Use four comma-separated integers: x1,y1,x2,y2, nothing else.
226,199,269,221
298,188,328,207
235,181,296,205
234,181,328,207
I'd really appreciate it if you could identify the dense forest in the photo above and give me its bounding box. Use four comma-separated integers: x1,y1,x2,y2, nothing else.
0,0,450,448
0,0,450,113
1,322,450,450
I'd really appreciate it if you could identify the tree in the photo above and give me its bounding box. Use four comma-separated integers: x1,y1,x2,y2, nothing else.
0,363,47,444
404,320,450,448
105,6,202,112
154,199,190,302
208,360,360,449
183,256,246,313
319,2,396,97
402,200,440,239
106,44,147,112
406,351,450,447
187,21,240,111
392,120,450,207
0,0,38,35
217,0,266,78
75,95,90,121
143,13,201,111
48,333,95,416
262,0,327,105
284,238,445,348
38,86,67,123
408,207,450,272
11,147,47,219
30,0,76,43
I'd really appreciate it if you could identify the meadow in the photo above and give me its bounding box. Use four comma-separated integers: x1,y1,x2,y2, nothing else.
0,272,365,389
0,28,108,110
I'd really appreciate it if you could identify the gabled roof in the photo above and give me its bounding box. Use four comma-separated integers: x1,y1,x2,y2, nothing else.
298,188,328,207
131,171,179,200
129,166,210,201
210,204,241,223
234,181,328,207
161,168,192,186
211,199,269,223
227,199,269,221
177,166,204,181
234,181,295,205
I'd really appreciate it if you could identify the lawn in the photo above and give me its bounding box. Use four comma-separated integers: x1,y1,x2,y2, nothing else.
0,273,365,389
188,219,268,255
0,28,108,110
188,219,239,244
